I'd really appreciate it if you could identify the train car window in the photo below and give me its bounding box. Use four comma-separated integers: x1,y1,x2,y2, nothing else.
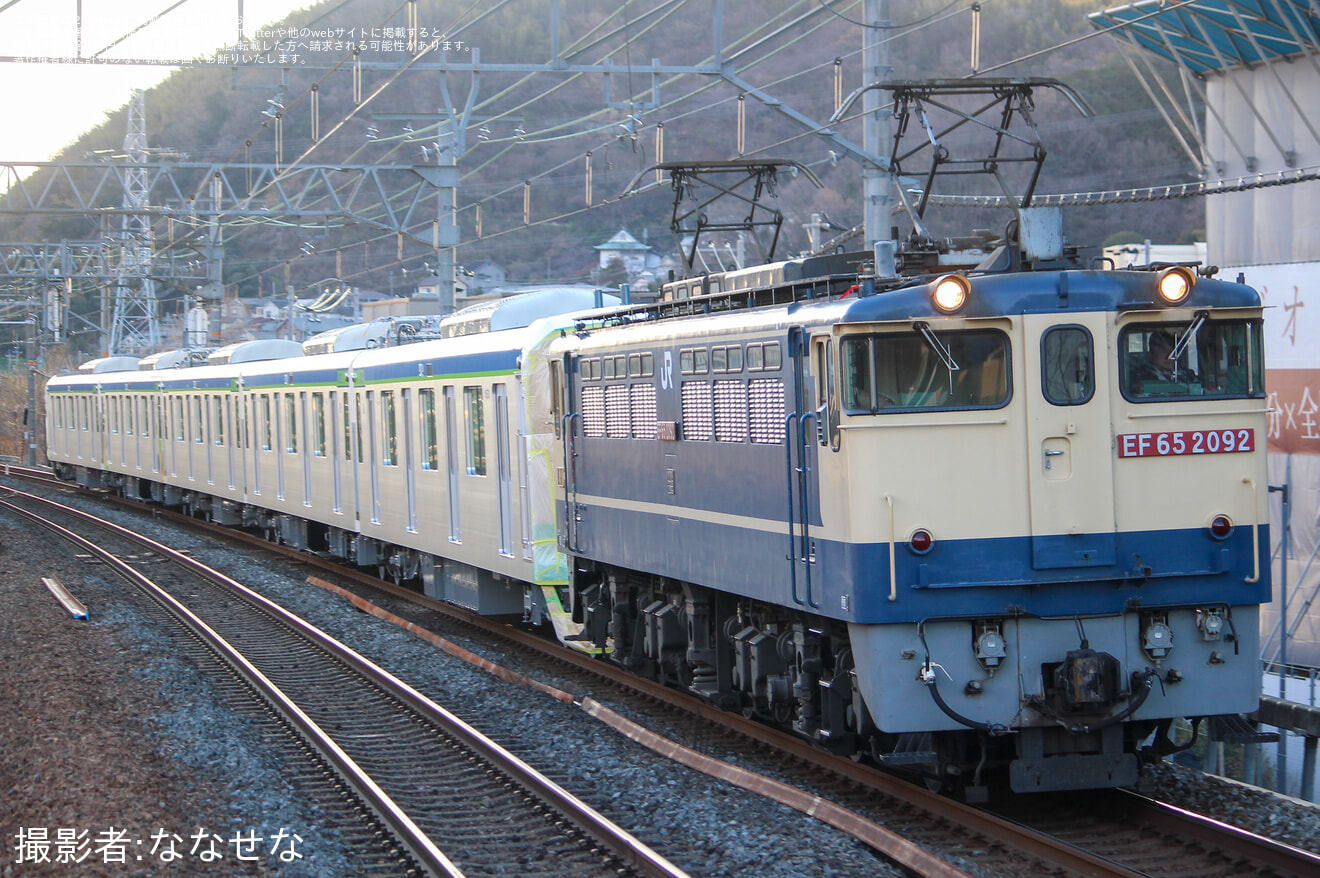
727,346,743,372
815,338,840,449
708,279,720,294
464,386,487,476
420,389,438,470
382,390,397,466
604,357,616,379
342,394,353,461
285,393,298,454
354,393,365,463
627,352,654,378
109,398,118,434
1120,320,1265,402
261,395,273,451
139,398,148,438
841,329,1010,412
1042,326,1094,405
712,347,727,372
765,342,782,370
312,393,326,457
746,344,763,371
214,397,225,445
195,395,204,443
680,349,706,375
550,359,564,439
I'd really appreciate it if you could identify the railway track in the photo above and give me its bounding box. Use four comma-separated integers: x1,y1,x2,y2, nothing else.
7,466,1320,877
0,482,687,878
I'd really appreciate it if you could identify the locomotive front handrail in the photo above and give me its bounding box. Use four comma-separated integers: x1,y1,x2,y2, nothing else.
784,412,804,607
839,417,1009,430
1124,407,1270,420
1244,476,1260,584
885,493,897,602
798,412,820,610
783,411,821,609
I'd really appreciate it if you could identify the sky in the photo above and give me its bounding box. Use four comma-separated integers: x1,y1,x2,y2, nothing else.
0,0,313,163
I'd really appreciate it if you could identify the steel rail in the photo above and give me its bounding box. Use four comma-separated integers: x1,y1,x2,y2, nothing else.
1115,789,1320,878
0,485,689,878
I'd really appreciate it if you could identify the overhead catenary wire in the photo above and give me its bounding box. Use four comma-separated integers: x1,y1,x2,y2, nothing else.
141,0,1241,304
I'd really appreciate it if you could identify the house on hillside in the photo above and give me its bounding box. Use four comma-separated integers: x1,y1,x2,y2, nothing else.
593,228,673,291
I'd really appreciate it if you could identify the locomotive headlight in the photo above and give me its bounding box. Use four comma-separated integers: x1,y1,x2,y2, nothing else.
1156,266,1196,305
1141,612,1174,662
930,274,970,313
1197,608,1225,642
974,621,1007,669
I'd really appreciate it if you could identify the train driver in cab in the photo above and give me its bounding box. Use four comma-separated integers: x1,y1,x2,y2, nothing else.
1129,329,1196,393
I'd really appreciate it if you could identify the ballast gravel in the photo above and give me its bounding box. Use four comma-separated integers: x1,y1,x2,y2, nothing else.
0,489,895,877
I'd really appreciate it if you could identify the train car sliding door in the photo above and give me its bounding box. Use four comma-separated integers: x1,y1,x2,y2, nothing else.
402,388,417,533
494,383,513,556
444,386,460,542
1022,313,1116,569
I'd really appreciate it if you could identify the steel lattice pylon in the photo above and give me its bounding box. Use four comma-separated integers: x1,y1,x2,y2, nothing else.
108,89,158,356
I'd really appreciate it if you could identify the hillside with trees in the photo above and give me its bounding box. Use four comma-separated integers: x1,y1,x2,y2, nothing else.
0,0,1204,356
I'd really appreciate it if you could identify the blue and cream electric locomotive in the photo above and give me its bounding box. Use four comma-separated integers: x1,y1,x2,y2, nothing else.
46,229,1270,794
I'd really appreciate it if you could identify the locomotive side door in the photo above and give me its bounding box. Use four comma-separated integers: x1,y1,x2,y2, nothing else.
1022,312,1117,569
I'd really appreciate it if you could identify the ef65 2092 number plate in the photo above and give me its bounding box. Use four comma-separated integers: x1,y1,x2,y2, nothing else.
1117,429,1255,458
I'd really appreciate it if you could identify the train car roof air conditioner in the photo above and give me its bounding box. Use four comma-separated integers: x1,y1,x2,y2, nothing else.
78,356,141,374
207,338,305,366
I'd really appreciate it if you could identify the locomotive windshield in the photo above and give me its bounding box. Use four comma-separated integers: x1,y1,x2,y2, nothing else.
1120,320,1264,401
842,329,1010,412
